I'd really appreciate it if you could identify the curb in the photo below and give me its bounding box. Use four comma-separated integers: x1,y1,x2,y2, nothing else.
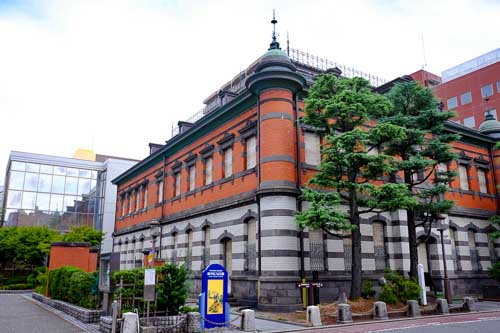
263,309,500,333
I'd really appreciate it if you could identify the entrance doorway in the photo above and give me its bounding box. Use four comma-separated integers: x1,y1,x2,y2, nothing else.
222,238,232,294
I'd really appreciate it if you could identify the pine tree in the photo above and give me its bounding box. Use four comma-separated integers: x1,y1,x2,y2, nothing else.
382,81,459,278
297,74,415,299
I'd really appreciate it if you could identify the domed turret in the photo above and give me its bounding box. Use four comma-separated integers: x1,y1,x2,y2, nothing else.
479,112,500,139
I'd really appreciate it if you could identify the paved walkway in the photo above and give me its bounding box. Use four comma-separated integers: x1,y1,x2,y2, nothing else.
0,293,83,333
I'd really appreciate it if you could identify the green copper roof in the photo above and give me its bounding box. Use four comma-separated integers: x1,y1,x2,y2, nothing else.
479,118,500,133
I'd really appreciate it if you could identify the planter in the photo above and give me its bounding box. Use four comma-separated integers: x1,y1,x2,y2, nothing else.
32,292,104,323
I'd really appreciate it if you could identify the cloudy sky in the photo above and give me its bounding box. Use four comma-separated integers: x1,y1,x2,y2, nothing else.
0,0,499,185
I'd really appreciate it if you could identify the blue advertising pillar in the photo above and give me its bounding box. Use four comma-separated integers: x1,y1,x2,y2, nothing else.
201,264,228,329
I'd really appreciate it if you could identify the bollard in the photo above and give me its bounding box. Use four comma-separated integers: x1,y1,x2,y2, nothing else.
240,309,256,332
336,303,353,324
224,302,230,328
111,300,119,333
436,298,449,314
406,300,420,317
186,312,202,333
122,312,139,333
373,301,388,320
198,292,205,332
306,306,322,327
463,297,476,312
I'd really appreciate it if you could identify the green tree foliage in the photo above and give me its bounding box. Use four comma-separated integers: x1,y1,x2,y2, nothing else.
382,82,459,278
378,268,421,304
156,263,189,315
112,268,145,313
488,261,500,281
0,226,59,273
297,74,416,299
62,226,104,247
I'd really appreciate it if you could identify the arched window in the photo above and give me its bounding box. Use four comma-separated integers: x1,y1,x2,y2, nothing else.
488,232,497,264
468,229,481,271
202,226,210,269
309,229,325,271
186,230,193,269
343,237,352,271
373,222,387,271
221,238,233,293
245,218,257,271
172,232,178,264
449,227,461,271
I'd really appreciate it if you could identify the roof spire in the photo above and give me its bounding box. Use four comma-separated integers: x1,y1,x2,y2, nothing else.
269,9,280,50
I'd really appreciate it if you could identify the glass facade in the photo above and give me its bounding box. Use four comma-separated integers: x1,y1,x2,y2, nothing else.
3,160,105,231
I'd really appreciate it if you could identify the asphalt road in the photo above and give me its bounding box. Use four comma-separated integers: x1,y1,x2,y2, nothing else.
0,294,81,333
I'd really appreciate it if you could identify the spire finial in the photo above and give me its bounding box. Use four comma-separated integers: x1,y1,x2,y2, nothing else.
269,9,280,50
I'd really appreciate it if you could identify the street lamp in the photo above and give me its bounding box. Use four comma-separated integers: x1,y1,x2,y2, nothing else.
436,216,452,305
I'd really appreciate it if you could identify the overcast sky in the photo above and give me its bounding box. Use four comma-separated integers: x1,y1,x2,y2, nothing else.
1,0,499,185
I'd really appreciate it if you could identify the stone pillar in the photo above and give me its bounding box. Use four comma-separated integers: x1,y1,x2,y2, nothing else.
337,304,353,324
122,312,139,333
406,300,420,317
186,312,201,333
463,297,476,312
436,298,449,314
306,306,322,326
240,309,256,332
373,301,388,320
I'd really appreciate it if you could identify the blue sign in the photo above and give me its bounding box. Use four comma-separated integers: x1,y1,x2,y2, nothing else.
201,263,228,328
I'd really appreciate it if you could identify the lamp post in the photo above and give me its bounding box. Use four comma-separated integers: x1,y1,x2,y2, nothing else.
436,217,452,305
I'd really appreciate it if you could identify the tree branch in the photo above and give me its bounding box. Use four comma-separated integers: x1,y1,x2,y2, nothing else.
321,227,351,239
412,165,437,186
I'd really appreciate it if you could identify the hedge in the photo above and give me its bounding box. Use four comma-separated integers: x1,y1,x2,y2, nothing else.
48,266,98,309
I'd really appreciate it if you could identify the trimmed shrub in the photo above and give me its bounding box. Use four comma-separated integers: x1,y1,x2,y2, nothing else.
1,283,33,290
49,266,83,301
156,263,189,315
361,280,376,299
112,268,145,313
378,268,421,304
48,266,98,308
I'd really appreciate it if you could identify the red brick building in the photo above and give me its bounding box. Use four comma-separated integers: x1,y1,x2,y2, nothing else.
111,25,500,310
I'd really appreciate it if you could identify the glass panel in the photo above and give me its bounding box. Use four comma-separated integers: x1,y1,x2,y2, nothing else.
38,174,52,192
460,91,472,105
22,192,37,210
205,157,213,185
175,174,180,196
478,169,487,193
65,177,78,195
90,179,97,195
54,166,66,175
78,178,91,196
51,175,65,193
189,166,195,191
25,163,40,173
36,193,51,211
447,96,458,109
23,173,39,191
78,169,91,178
66,168,79,177
464,116,475,128
4,209,19,226
305,132,321,165
63,196,77,212
224,147,233,177
481,84,493,98
50,194,64,212
40,164,54,174
246,136,256,169
158,180,164,202
9,171,25,190
6,190,22,208
459,165,469,190
497,81,500,93
91,170,98,179
11,161,25,171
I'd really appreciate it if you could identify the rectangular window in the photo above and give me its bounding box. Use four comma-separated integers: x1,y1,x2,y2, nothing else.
464,116,475,128
458,165,469,190
188,165,195,191
486,109,497,120
482,84,493,98
128,193,133,213
143,186,148,209
246,136,257,169
478,169,487,193
460,91,472,105
174,172,181,196
447,96,458,109
497,81,500,93
304,132,321,165
122,197,126,216
158,180,163,203
135,190,140,212
223,147,233,177
205,157,213,185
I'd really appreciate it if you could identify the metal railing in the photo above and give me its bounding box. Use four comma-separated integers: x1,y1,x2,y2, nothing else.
289,48,387,87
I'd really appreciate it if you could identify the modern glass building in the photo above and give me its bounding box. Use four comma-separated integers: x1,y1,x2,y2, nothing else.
1,151,138,252
2,151,106,231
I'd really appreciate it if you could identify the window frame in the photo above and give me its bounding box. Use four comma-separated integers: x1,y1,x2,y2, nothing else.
447,96,458,109
481,84,494,98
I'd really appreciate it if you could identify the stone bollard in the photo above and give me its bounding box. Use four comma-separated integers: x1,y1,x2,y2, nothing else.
463,297,476,312
306,306,322,327
406,300,420,317
240,309,256,332
336,304,353,324
373,301,388,320
122,312,139,333
436,298,449,314
186,312,201,333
